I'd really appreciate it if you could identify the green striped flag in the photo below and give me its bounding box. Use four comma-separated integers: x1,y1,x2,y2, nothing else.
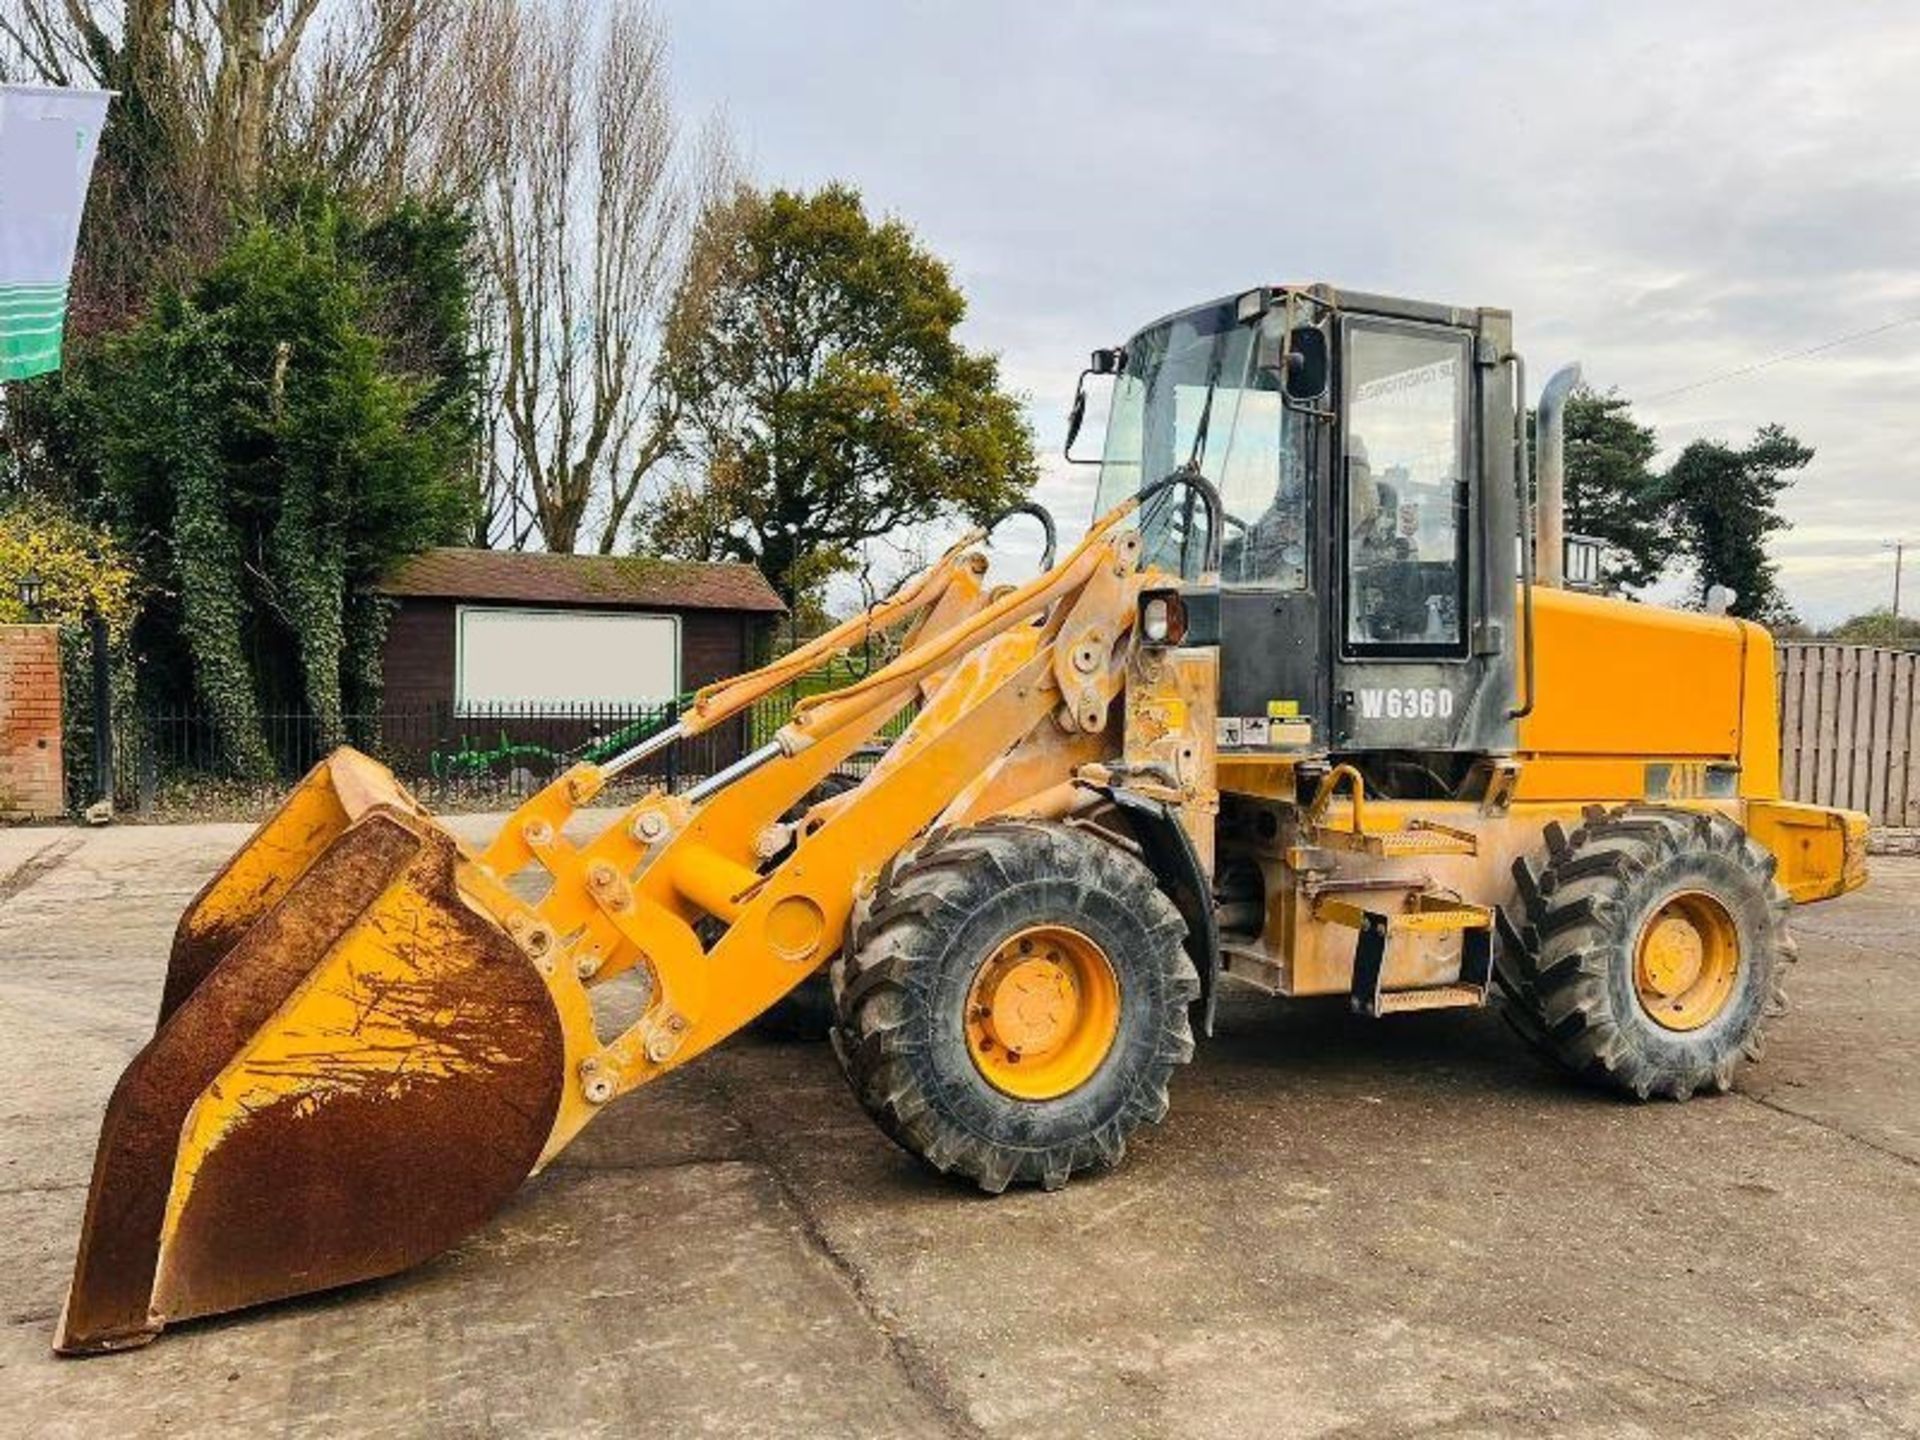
0,84,111,382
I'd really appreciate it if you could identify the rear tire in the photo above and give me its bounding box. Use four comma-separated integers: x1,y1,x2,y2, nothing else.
1502,805,1794,1100
831,820,1197,1192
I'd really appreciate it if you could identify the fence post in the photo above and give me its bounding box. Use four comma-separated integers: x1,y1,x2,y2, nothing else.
88,606,113,808
137,719,156,816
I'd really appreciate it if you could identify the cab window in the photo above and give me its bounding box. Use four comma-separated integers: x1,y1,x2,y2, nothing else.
1343,323,1471,654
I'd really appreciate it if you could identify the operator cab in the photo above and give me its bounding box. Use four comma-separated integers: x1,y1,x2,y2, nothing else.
1081,284,1520,788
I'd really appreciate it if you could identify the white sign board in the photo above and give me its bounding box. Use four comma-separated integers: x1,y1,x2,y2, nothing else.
456,607,680,713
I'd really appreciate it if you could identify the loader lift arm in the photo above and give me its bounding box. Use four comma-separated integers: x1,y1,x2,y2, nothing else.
56,498,1168,1352
483,503,1154,1160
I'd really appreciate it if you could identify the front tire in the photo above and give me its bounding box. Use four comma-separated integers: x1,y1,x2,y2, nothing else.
831,820,1197,1192
1503,806,1794,1100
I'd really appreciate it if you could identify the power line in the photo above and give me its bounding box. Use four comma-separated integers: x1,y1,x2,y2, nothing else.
1643,312,1920,404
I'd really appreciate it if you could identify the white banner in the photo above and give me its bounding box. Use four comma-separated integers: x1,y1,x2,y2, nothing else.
0,83,112,381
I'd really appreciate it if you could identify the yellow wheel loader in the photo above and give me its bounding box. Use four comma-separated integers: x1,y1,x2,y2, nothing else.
56,284,1869,1354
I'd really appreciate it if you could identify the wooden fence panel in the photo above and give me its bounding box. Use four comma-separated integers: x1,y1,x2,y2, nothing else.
1868,649,1893,820
1779,645,1802,797
1814,646,1840,806
1776,642,1920,827
1794,642,1821,802
1902,656,1920,825
1905,654,1920,826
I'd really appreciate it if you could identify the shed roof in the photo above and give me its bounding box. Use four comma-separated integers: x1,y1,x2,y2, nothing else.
375,548,785,613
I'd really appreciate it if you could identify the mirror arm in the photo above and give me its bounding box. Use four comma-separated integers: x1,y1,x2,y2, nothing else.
1063,368,1102,466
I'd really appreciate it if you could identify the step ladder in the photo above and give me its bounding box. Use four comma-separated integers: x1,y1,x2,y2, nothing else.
1303,765,1480,859
1310,817,1480,860
1313,890,1494,1017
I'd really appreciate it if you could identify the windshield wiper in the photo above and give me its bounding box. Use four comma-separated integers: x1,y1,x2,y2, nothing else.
1185,351,1226,472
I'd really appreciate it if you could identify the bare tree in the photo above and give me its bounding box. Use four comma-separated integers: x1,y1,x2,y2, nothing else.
277,0,463,204
444,0,725,554
2,0,721,551
0,2,454,196
1,0,467,509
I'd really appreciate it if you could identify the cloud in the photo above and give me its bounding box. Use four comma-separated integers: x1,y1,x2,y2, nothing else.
665,0,1920,622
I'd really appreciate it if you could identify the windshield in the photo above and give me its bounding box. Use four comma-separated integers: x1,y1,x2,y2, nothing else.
1093,301,1312,587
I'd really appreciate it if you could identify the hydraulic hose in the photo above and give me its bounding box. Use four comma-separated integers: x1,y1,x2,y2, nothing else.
1138,468,1225,574
987,501,1059,571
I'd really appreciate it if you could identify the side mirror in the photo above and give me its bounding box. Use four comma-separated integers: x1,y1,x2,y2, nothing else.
1282,327,1329,401
1064,384,1089,456
1064,348,1121,466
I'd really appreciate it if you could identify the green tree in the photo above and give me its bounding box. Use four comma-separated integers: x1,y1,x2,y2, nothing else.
1559,386,1674,589
1826,609,1920,648
83,194,479,774
1663,424,1811,628
647,183,1036,607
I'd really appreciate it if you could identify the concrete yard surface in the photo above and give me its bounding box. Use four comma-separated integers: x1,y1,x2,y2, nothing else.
1,820,1915,1439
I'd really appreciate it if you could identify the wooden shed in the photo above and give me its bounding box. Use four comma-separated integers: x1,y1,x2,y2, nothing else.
372,548,784,781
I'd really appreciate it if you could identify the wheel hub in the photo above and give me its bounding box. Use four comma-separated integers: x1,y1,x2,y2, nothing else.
985,957,1075,1054
965,925,1120,1100
1634,891,1740,1032
1640,915,1706,996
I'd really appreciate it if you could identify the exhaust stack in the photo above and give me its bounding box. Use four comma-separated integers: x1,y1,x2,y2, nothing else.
1535,363,1582,588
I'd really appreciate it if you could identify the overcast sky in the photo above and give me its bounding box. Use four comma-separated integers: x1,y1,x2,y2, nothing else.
665,0,1920,624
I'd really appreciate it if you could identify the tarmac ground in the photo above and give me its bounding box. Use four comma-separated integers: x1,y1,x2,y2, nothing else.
1,819,1915,1438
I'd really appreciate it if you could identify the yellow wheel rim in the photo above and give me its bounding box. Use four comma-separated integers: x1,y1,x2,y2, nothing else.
1633,890,1740,1032
964,924,1121,1100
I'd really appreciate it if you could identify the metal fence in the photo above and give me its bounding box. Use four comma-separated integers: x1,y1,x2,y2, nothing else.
106,692,912,818
1777,643,1920,828
86,643,1918,825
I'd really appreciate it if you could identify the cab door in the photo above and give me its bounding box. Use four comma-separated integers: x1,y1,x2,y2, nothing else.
1331,315,1509,753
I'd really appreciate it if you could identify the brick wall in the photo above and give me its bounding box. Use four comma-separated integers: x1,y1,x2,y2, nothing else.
0,625,64,819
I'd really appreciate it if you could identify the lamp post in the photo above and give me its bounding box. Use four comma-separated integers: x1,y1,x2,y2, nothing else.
783,520,802,656
15,568,44,619
1887,540,1907,632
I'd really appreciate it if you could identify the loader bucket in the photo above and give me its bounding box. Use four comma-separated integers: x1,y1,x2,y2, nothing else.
56,749,565,1355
